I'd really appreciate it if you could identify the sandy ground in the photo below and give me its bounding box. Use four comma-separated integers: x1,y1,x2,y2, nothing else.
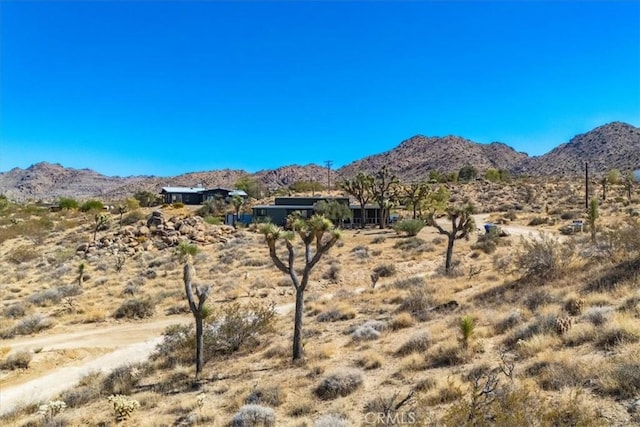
1,303,297,415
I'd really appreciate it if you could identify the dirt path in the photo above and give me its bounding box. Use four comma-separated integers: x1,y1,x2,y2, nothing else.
1,304,295,415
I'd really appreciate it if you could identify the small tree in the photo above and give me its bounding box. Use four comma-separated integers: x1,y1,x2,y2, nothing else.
588,197,598,243
181,243,210,381
230,195,244,227
484,168,500,182
260,215,341,360
458,165,478,182
93,214,109,243
401,182,430,219
340,172,374,228
59,197,78,210
623,171,636,201
133,191,159,207
425,188,476,273
371,166,400,229
314,200,353,227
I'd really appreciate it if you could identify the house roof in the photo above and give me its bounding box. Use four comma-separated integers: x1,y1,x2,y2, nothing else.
160,187,204,194
252,204,380,210
229,190,248,197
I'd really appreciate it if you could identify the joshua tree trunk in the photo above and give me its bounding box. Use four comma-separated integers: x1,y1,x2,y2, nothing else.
445,234,455,272
184,261,211,382
292,289,305,360
194,313,203,378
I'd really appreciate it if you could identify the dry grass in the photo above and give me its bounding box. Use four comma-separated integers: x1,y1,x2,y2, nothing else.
2,184,640,426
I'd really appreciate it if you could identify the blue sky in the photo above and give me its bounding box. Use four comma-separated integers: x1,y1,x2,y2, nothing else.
1,1,638,177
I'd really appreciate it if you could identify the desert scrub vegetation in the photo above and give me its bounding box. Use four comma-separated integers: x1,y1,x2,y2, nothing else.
515,234,575,283
314,369,364,400
113,298,155,319
393,218,425,236
232,404,275,427
1,314,54,338
1,350,32,370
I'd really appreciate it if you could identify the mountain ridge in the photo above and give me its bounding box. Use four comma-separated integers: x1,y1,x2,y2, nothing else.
1,121,638,201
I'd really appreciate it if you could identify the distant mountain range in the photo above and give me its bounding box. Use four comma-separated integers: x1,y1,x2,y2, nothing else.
1,121,638,201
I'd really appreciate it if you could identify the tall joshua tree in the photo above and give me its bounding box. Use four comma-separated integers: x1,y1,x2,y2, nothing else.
340,172,374,228
425,188,476,274
180,243,210,381
260,215,341,360
371,166,400,229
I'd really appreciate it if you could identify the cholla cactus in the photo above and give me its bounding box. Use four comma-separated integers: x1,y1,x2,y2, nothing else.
555,316,572,335
38,400,67,419
107,394,140,421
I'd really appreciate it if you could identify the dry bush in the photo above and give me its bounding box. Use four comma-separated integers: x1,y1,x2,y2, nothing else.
395,288,436,321
389,275,425,289
316,304,356,323
245,385,283,407
595,326,640,350
583,306,612,327
373,264,397,278
8,245,41,264
102,364,143,395
348,319,387,342
2,302,28,319
515,235,574,283
2,314,54,338
60,371,103,408
355,351,383,370
504,314,557,347
427,341,467,368
494,311,522,334
322,263,341,283
314,413,349,427
599,359,640,399
471,233,499,254
390,312,415,330
395,331,430,356
585,257,640,292
393,237,431,252
2,350,32,370
114,298,155,319
231,404,275,427
314,369,364,400
523,289,556,311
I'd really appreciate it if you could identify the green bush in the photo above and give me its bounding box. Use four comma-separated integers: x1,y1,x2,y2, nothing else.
172,202,184,209
80,200,104,212
393,219,426,236
121,209,145,226
59,197,79,210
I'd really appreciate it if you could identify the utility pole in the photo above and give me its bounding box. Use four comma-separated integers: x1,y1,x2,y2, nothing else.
324,160,333,191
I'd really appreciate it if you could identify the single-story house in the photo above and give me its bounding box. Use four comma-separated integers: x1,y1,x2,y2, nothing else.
252,196,385,227
160,186,248,205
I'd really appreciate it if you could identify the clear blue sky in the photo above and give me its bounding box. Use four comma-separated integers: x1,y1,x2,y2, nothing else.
1,1,639,177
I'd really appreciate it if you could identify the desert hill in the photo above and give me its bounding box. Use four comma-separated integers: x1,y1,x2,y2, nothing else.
1,122,638,201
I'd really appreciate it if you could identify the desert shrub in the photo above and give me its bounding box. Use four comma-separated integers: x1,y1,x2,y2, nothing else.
390,275,425,289
527,216,548,226
288,400,314,417
523,289,555,311
172,202,185,209
204,215,222,225
585,257,640,292
315,413,349,427
79,200,104,212
208,302,276,354
349,320,388,341
515,235,574,283
371,236,386,244
390,312,415,330
60,372,103,407
396,288,436,321
395,331,430,356
471,232,499,254
394,219,425,236
373,263,397,278
560,211,577,220
102,365,142,395
314,369,363,400
121,210,145,225
505,314,557,346
241,258,269,267
355,351,383,370
8,245,40,264
232,404,275,427
584,306,611,326
601,218,640,259
113,299,154,319
595,327,640,350
394,237,428,251
28,288,62,306
2,350,32,369
601,362,640,399
245,385,283,407
351,245,370,259
322,264,341,283
316,305,356,323
3,302,28,319
5,314,53,337
494,311,522,334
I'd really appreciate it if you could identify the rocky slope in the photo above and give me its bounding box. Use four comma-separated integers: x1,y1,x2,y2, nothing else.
516,122,640,176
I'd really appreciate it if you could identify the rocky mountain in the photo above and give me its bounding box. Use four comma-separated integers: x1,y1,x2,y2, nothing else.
1,122,638,201
515,122,640,176
336,135,528,181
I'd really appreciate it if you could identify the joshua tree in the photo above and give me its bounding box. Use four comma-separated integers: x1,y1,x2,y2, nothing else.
402,182,430,219
340,172,374,228
77,262,86,287
371,166,400,229
230,195,244,227
181,243,210,381
425,188,476,273
260,215,341,360
588,197,599,243
93,214,109,243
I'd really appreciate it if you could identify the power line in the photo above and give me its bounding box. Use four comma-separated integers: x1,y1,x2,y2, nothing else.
324,160,333,190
